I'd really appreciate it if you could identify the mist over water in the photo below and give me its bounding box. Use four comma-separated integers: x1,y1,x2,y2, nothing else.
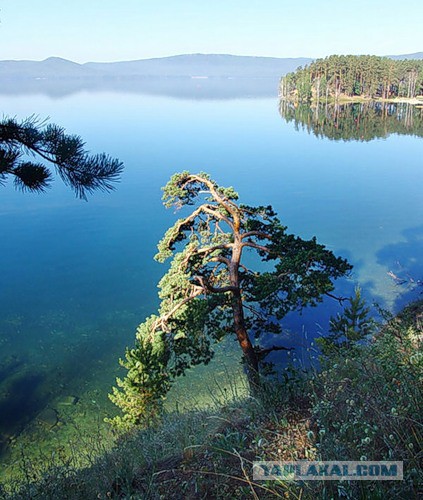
0,82,422,478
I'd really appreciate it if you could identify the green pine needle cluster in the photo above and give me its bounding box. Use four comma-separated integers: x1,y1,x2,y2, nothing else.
317,287,375,355
0,115,123,198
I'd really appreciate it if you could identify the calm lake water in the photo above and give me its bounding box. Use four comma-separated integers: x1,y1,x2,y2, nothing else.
0,84,422,478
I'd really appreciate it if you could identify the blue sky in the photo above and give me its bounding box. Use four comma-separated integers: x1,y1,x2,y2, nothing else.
1,0,421,62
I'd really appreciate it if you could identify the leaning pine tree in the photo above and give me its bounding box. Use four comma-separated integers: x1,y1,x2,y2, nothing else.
108,172,352,429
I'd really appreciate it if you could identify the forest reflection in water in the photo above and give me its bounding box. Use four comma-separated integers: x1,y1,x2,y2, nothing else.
278,100,423,141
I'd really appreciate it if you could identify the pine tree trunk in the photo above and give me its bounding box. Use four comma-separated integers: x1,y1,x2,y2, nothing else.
231,291,260,394
230,239,260,395
316,76,321,102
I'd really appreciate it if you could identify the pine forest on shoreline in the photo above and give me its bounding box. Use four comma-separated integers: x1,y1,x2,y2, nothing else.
279,55,423,103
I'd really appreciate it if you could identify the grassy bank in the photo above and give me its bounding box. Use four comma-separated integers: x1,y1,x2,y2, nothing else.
1,301,421,499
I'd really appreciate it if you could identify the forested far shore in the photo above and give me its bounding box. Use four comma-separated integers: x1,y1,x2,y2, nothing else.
279,55,423,102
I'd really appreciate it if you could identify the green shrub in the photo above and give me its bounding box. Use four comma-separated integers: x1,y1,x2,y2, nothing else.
311,301,423,498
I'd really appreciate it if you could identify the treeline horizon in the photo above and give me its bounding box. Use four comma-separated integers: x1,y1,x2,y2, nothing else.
279,55,423,102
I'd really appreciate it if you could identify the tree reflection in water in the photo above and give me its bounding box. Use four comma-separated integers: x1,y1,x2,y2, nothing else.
279,100,423,141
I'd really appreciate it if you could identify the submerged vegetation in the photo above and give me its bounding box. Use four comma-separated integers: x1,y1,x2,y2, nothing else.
108,172,351,430
279,55,423,103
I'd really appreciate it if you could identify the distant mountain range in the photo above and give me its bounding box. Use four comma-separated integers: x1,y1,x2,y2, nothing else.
0,54,313,80
1,53,421,82
387,52,423,60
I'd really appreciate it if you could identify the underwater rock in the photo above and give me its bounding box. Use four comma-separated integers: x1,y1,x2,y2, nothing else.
57,395,79,406
37,408,59,429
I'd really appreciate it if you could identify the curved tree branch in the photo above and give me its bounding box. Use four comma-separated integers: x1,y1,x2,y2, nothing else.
325,292,349,304
153,286,204,334
241,231,273,240
194,275,237,294
184,174,241,231
256,345,295,360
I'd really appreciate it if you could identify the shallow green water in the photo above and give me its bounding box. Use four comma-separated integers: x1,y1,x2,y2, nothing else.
0,87,422,481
